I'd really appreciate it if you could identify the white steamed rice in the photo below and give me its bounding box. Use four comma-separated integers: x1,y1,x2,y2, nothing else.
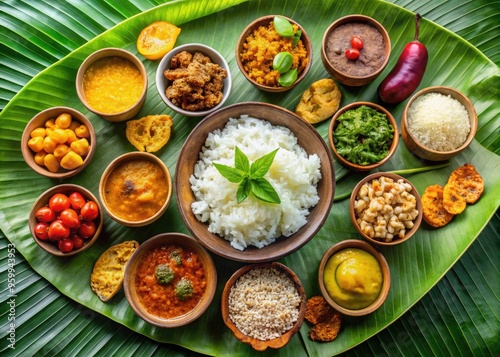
189,115,322,251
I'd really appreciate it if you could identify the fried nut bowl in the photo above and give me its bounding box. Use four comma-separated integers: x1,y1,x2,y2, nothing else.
318,239,390,316
76,47,148,122
321,14,391,87
236,15,312,92
350,172,423,246
155,43,232,117
328,101,399,171
221,262,306,351
21,106,96,179
123,232,217,328
175,102,335,263
29,183,103,256
401,86,478,161
99,152,172,227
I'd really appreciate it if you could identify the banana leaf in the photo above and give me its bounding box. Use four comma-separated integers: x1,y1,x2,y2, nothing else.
1,0,499,356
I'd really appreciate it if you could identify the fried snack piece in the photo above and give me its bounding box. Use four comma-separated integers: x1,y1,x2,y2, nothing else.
295,78,342,124
305,296,342,342
443,164,484,214
126,114,173,152
422,185,454,227
90,241,139,302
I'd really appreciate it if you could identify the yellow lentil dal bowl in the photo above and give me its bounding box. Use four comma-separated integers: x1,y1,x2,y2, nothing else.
76,48,148,122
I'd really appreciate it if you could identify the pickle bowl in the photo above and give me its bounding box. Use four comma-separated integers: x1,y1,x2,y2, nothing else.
21,106,96,179
318,239,390,316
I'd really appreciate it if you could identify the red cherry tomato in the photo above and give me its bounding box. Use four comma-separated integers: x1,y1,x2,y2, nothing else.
58,238,74,253
35,206,56,223
70,234,85,250
79,220,96,239
34,222,49,241
60,208,81,228
49,193,71,213
69,191,86,210
80,201,99,221
345,48,360,60
351,36,364,50
48,219,70,241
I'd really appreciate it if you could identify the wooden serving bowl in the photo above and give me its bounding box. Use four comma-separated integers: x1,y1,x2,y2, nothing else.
236,15,312,92
123,232,217,328
349,172,423,246
221,262,306,351
76,48,148,122
99,152,172,227
321,14,391,87
155,43,232,117
328,101,399,171
21,106,96,179
175,102,335,262
318,239,390,316
29,184,103,256
401,86,478,161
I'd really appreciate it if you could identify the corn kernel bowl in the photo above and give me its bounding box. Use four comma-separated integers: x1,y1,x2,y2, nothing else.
21,106,96,179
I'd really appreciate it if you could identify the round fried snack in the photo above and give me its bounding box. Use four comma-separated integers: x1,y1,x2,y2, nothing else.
422,185,454,227
126,114,173,152
447,163,484,204
90,241,139,302
305,295,342,342
305,295,333,325
443,183,467,215
295,78,342,124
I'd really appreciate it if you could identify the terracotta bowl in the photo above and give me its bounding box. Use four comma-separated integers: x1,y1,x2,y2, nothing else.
321,14,391,87
156,43,232,117
76,48,148,122
99,152,172,227
328,101,399,171
123,232,217,328
175,102,335,262
401,86,478,161
350,172,423,246
236,15,312,92
221,262,306,351
318,239,390,316
29,183,103,256
21,106,96,179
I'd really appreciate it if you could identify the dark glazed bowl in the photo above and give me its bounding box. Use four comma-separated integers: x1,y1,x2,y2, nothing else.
175,102,335,262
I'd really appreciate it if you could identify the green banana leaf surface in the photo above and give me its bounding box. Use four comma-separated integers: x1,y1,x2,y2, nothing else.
1,0,499,356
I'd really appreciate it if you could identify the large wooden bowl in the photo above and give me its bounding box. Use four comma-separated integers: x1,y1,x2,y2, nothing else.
221,262,306,351
175,102,335,262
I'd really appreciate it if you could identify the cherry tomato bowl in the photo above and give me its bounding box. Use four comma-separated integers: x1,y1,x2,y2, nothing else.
29,183,103,256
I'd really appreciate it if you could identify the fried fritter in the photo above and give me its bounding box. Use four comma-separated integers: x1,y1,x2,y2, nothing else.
126,114,173,152
305,296,342,342
305,295,333,324
443,164,484,214
295,78,342,124
422,185,454,227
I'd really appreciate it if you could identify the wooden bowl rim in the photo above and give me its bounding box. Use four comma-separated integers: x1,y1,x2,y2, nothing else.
318,239,391,316
98,151,172,227
221,262,306,351
235,15,312,92
349,172,423,246
123,232,217,328
328,101,399,171
29,183,103,256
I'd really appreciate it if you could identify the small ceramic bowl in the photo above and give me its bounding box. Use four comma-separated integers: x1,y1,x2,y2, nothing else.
99,152,172,227
236,15,312,92
21,106,96,179
29,183,103,256
156,43,232,117
175,102,335,263
76,48,148,122
401,86,478,161
123,232,217,328
318,239,390,316
321,14,391,86
328,101,399,171
350,172,423,246
221,262,306,351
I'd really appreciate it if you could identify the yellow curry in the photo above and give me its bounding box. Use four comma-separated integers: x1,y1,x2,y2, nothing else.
323,248,382,310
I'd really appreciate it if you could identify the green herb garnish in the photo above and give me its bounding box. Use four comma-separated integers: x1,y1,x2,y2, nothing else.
273,52,293,74
333,105,394,165
213,147,281,204
273,16,294,37
278,68,298,87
